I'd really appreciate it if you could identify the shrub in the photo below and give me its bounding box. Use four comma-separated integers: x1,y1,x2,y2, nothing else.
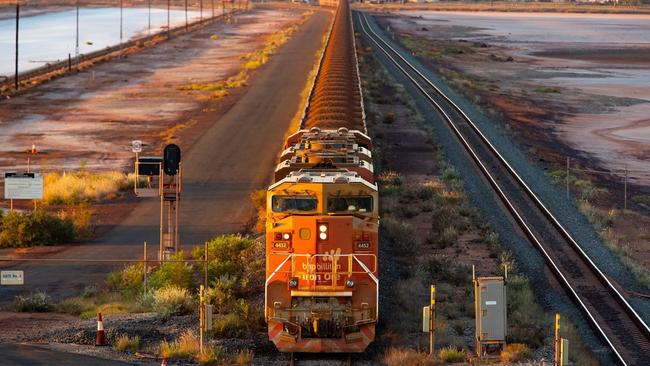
250,190,267,233
148,252,193,290
44,170,129,205
501,343,531,362
106,264,143,299
382,112,396,124
14,291,53,312
213,312,248,338
0,209,76,248
507,276,547,347
152,286,194,316
115,334,140,352
384,347,435,366
194,234,264,296
160,330,200,359
56,296,90,315
438,346,466,363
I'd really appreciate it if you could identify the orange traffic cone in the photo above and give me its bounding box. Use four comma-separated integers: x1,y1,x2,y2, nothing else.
31,144,37,154
95,312,106,346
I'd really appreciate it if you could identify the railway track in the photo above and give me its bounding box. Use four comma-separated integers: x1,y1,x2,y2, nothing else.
355,11,650,366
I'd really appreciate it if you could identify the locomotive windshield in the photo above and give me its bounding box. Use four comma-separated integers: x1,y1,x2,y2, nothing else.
327,196,373,213
272,196,318,212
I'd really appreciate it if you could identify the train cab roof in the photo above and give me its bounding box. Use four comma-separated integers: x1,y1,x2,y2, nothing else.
268,170,377,192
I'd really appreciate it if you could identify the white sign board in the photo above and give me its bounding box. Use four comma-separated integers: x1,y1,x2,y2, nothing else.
4,173,43,200
131,140,143,153
1,270,24,285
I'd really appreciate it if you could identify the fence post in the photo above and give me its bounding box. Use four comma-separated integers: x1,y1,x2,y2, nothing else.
623,164,628,210
143,241,148,296
566,157,570,199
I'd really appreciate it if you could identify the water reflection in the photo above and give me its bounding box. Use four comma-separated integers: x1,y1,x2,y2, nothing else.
0,7,202,77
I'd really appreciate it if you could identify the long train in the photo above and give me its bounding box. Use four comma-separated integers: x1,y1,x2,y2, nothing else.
264,0,378,354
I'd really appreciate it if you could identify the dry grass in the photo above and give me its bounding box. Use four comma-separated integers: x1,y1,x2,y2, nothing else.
384,347,435,366
115,334,140,352
438,346,466,363
233,349,254,365
159,330,200,359
501,343,531,363
44,170,129,205
152,285,194,316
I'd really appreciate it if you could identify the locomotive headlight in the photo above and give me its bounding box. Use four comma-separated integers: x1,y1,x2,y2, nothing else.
282,232,291,240
318,224,328,240
289,277,299,288
346,278,355,288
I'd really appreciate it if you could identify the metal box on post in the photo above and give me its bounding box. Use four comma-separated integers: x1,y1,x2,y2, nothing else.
474,276,506,357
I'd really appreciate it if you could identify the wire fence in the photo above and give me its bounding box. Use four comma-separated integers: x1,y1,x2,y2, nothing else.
0,0,248,91
560,156,650,212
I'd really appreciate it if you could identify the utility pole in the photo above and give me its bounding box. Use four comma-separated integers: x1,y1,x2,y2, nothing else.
14,1,19,91
211,0,214,18
119,0,123,54
148,0,151,34
200,0,203,22
75,0,79,58
167,0,171,39
185,0,188,31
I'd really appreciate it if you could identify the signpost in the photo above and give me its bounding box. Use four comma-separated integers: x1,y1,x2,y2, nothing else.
1,270,24,285
4,172,43,210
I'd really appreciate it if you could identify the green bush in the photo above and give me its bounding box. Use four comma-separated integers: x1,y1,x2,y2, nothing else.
152,286,194,316
0,209,76,247
14,291,53,312
148,252,193,290
106,264,144,299
507,275,547,347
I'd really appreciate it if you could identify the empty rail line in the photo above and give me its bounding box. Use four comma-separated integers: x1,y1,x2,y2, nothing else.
356,10,650,366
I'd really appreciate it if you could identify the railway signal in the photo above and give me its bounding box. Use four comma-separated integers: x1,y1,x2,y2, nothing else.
132,143,182,260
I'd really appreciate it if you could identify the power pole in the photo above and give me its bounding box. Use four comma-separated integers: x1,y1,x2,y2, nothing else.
167,0,171,39
14,1,19,90
185,0,188,31
75,0,79,58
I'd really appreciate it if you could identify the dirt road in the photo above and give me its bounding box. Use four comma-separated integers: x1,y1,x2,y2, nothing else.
0,6,332,304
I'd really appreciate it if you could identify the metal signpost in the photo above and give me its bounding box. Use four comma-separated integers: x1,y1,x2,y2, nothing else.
4,172,44,210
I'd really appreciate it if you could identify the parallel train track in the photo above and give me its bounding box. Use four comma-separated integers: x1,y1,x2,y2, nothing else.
355,10,650,366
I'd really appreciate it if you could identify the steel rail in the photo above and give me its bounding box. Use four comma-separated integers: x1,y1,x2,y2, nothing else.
357,11,650,365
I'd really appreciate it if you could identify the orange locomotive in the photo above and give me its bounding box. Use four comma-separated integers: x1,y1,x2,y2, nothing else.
265,127,378,353
264,0,376,353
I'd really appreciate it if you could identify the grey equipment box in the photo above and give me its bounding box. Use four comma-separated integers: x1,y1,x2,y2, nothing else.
474,276,506,356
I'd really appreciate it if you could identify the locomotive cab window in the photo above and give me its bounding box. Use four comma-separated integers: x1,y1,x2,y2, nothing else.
327,196,373,213
272,196,318,212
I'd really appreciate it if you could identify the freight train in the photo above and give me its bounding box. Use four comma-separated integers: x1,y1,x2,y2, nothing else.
264,0,378,354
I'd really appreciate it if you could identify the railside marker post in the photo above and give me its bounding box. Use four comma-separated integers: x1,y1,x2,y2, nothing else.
429,285,436,357
199,284,205,355
554,313,560,366
143,241,148,296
